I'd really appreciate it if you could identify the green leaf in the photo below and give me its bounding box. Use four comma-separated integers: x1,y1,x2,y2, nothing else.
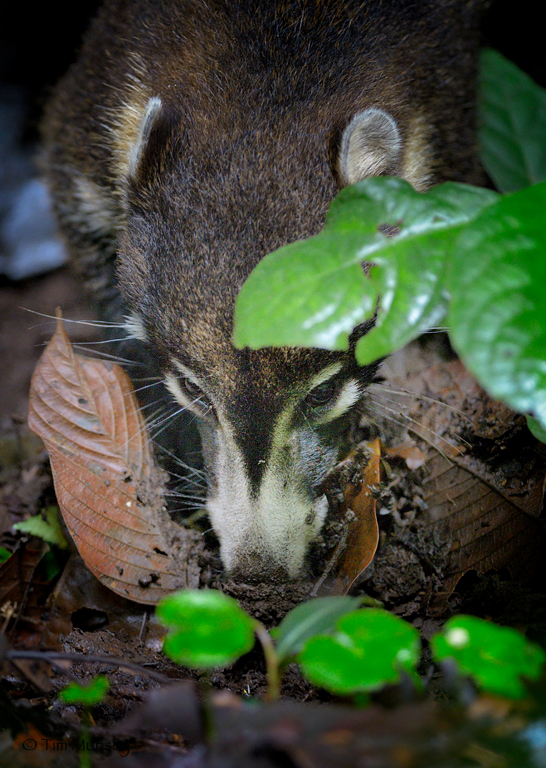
479,49,546,193
527,415,546,443
60,675,110,706
271,596,363,662
298,608,421,695
353,182,498,364
13,506,69,549
156,589,256,669
0,547,11,564
234,231,377,351
447,181,546,431
234,177,497,357
431,615,545,699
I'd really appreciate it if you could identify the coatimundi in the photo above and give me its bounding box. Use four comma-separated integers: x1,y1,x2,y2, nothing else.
41,0,487,582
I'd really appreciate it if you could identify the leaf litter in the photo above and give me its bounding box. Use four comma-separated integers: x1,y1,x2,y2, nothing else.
2,314,546,767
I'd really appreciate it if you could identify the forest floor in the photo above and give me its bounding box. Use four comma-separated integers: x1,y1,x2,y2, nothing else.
1,267,546,767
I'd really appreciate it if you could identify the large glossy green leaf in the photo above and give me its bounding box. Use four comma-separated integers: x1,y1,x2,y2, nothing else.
157,589,256,669
479,49,546,193
448,181,546,430
297,608,420,695
234,178,497,354
431,615,545,699
271,596,363,662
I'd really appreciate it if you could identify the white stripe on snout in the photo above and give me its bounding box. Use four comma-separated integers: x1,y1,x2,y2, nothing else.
207,409,329,578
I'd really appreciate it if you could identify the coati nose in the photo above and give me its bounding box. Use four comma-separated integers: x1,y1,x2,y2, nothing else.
229,551,292,584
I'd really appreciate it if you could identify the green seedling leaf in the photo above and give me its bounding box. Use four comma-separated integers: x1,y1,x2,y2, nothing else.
60,675,110,706
431,615,545,699
157,589,256,669
271,596,363,662
527,416,546,443
448,180,546,431
13,506,69,549
298,608,421,695
479,49,546,193
0,547,11,564
234,177,497,358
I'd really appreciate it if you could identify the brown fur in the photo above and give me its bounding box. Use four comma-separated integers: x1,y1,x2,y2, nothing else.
41,0,489,576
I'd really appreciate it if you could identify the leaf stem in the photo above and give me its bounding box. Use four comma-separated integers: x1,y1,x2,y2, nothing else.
253,621,281,701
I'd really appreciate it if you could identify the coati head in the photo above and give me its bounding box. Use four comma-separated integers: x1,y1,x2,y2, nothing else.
70,0,485,582
113,95,420,581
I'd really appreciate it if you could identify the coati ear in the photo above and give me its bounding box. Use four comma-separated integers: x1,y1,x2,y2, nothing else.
339,108,401,185
128,96,163,179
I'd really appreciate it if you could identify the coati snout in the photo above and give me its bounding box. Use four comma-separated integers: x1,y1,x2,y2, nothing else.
41,0,486,581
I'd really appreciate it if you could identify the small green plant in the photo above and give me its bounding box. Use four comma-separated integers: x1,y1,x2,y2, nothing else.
60,675,110,707
59,676,110,768
157,590,545,703
13,506,69,550
431,615,546,699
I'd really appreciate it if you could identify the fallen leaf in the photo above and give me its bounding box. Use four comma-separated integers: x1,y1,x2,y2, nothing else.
379,355,546,613
316,440,380,596
28,312,201,605
333,438,380,594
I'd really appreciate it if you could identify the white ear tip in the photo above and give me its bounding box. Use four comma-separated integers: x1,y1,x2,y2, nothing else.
339,107,401,185
128,96,163,178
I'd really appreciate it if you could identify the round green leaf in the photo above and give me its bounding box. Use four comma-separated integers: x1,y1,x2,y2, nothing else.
234,232,377,350
448,181,546,431
298,608,420,695
431,615,545,699
271,596,363,662
156,589,256,669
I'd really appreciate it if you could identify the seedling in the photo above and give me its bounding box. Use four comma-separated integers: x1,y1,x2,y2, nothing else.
157,590,545,703
59,676,110,768
431,615,546,699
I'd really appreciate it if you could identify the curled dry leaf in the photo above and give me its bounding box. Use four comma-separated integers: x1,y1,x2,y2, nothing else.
333,438,380,594
27,313,201,605
317,440,380,596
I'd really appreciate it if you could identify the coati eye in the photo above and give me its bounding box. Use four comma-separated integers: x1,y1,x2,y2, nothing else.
179,377,212,410
304,379,337,408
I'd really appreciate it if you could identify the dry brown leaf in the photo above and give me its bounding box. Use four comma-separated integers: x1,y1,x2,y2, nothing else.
28,312,201,605
382,356,546,612
332,438,380,594
314,440,381,596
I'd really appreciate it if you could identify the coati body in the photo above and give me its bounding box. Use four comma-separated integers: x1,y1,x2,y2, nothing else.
42,0,486,581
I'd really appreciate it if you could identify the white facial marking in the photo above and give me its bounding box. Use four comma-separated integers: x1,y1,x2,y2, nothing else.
315,379,362,424
123,312,147,342
207,409,332,578
307,363,343,391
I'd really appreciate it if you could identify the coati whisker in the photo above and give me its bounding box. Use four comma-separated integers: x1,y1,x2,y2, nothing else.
22,308,127,330
71,345,149,367
130,380,165,394
41,0,487,581
152,443,207,480
366,401,465,457
371,384,473,421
